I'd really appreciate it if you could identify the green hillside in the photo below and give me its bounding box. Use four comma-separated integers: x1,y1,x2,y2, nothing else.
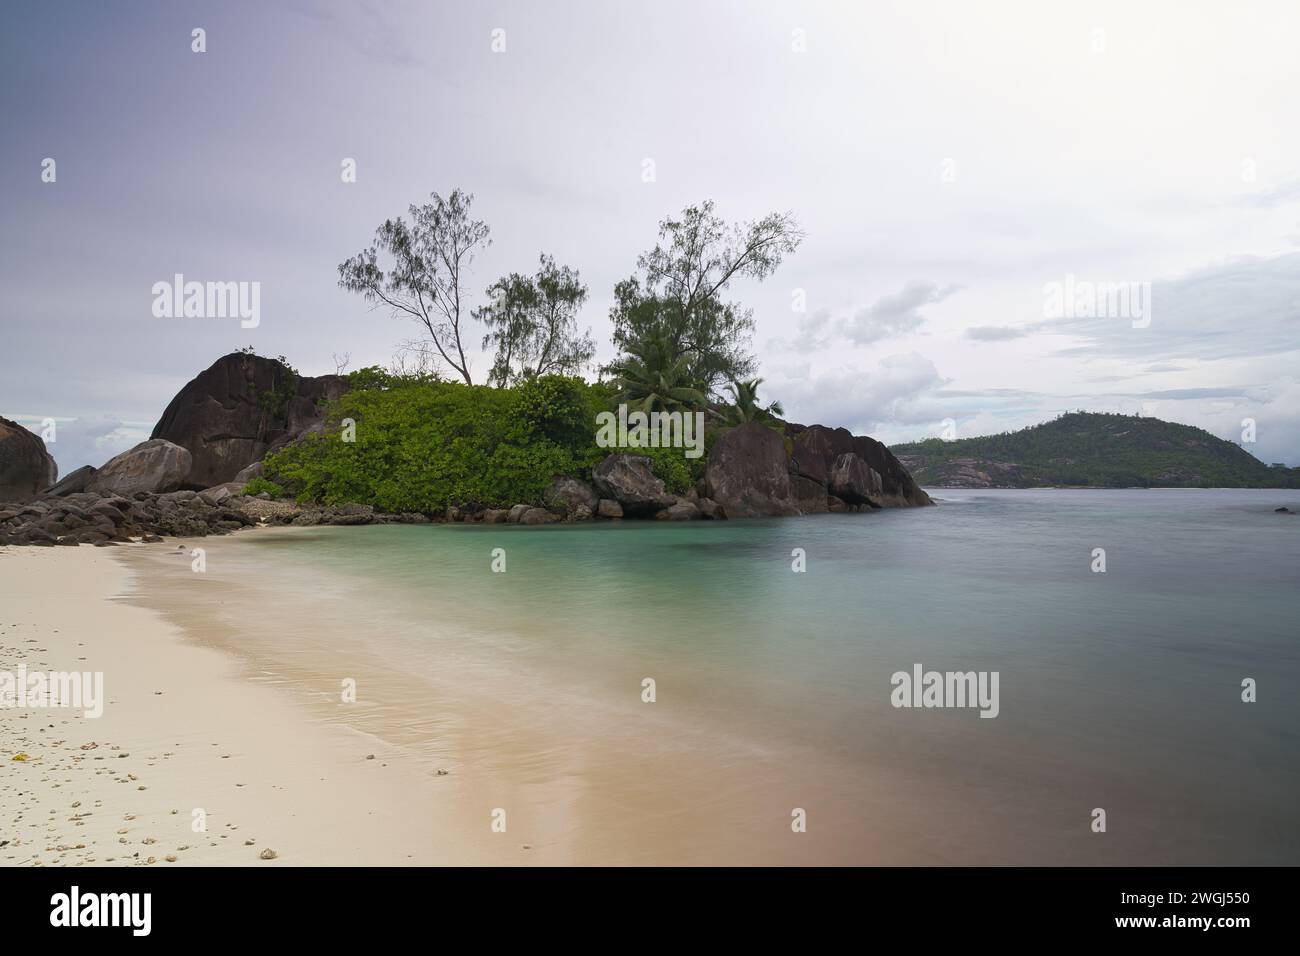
891,412,1300,489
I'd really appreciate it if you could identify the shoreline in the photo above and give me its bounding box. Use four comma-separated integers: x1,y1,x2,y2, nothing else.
3,532,926,866
0,543,519,867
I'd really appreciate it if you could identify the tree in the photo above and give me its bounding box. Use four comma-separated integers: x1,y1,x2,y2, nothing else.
610,201,804,392
606,331,708,414
712,377,785,430
477,255,596,387
338,189,490,385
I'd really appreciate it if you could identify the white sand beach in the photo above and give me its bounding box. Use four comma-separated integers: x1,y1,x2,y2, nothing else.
0,543,525,867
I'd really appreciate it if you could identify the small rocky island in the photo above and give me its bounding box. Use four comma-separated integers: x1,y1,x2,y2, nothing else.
0,352,931,547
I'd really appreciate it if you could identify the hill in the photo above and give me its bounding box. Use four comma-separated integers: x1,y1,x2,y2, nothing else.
891,412,1300,488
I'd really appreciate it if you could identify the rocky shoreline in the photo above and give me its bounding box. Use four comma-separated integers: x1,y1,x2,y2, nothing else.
1,352,934,547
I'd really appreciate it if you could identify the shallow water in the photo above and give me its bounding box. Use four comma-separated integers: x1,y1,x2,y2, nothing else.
140,488,1300,864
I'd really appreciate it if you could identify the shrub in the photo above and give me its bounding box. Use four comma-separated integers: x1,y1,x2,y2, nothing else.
264,377,614,510
241,476,286,498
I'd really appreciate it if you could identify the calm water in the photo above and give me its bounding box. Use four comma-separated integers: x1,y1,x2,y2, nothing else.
168,488,1300,864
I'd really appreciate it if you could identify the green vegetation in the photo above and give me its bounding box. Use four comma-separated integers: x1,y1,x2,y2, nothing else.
281,192,804,511
477,254,595,387
711,378,784,432
606,332,709,413
241,476,286,498
609,200,803,392
261,371,703,510
892,412,1300,488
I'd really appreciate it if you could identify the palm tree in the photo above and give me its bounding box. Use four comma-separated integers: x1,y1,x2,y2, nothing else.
712,377,784,429
607,333,709,413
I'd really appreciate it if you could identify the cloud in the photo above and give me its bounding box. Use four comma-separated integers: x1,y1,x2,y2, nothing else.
770,352,949,433
840,280,959,345
1235,178,1300,209
1144,363,1185,373
966,325,1031,341
767,308,834,354
1045,252,1300,362
9,415,149,476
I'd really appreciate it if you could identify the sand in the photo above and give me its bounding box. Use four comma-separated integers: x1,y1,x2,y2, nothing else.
0,543,522,867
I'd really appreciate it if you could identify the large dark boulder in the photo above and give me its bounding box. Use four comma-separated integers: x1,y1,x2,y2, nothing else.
786,423,932,508
542,476,598,515
150,352,346,487
46,464,96,497
592,454,675,516
88,439,192,496
829,452,883,507
705,422,796,517
789,474,829,514
0,417,57,503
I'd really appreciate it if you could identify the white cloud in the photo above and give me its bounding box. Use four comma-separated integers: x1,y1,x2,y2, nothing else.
840,281,960,345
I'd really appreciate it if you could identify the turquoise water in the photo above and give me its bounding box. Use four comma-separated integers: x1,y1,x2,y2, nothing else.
222,488,1299,864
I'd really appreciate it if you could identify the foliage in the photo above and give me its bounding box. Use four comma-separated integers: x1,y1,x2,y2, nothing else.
606,332,709,413
891,412,1300,488
337,189,491,384
628,443,701,494
478,254,596,386
712,377,785,431
263,376,621,510
610,200,803,392
241,476,286,498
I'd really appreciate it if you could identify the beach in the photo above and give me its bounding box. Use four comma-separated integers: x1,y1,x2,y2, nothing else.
0,543,519,867
4,489,1298,867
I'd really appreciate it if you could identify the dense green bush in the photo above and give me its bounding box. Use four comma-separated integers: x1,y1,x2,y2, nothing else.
241,476,286,498
261,373,705,510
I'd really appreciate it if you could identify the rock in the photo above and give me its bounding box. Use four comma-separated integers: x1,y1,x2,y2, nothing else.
258,848,277,861
827,495,848,513
233,461,263,484
705,422,795,518
596,498,623,519
0,416,58,503
483,508,509,523
592,454,675,516
542,476,598,514
785,423,932,508
325,512,372,526
88,440,192,496
1276,506,1292,513
150,352,347,487
507,504,531,523
46,464,96,497
519,507,559,525
571,503,593,521
695,497,724,519
656,501,699,521
198,486,232,508
789,474,829,514
828,452,883,507
788,425,836,485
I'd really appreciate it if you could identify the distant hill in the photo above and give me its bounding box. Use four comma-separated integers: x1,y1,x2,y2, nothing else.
891,412,1300,488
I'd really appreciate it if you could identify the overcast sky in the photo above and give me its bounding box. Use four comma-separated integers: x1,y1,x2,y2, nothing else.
3,0,1299,473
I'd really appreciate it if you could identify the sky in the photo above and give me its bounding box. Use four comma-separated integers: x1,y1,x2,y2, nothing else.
2,0,1299,474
